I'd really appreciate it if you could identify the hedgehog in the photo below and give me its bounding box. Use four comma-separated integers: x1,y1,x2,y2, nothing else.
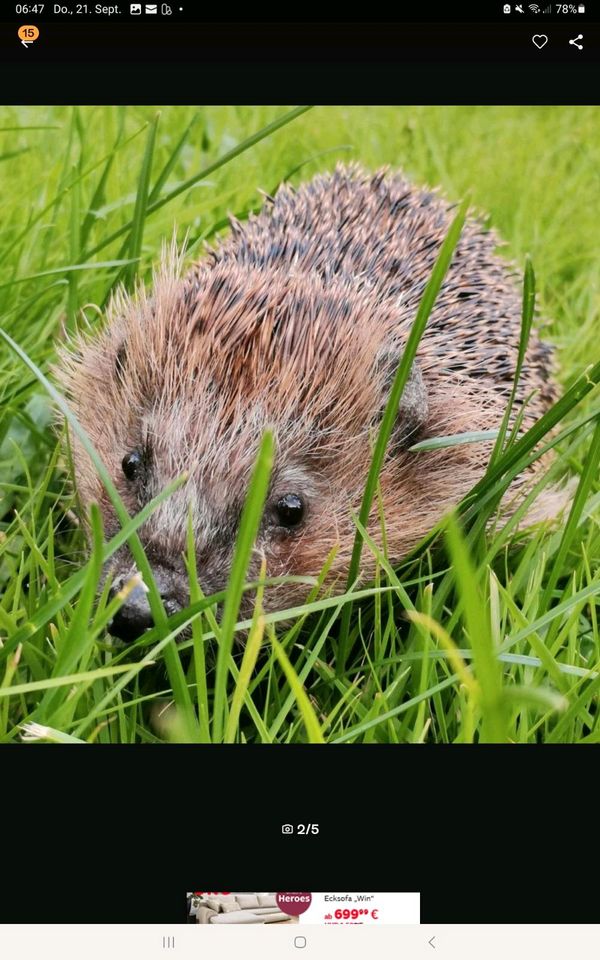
57,164,562,641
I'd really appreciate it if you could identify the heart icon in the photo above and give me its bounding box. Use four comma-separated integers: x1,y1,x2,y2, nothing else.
532,34,548,49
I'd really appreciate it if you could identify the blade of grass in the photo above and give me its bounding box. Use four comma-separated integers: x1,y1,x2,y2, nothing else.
540,413,600,612
269,632,325,743
173,584,399,656
0,125,62,131
267,603,342,741
0,259,138,291
185,507,211,743
67,165,81,328
337,195,470,673
148,114,199,205
462,358,600,519
224,559,267,743
0,644,22,737
445,513,507,742
21,723,86,744
124,112,159,288
212,429,274,742
489,256,536,465
0,662,154,700
38,501,104,719
409,429,499,452
80,113,125,248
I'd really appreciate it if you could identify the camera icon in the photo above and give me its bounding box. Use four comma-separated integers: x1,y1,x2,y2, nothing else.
281,823,294,835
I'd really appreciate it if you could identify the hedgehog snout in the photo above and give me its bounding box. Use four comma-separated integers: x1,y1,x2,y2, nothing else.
109,583,154,642
108,565,184,642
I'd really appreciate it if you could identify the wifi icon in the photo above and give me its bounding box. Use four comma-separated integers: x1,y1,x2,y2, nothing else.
529,3,540,10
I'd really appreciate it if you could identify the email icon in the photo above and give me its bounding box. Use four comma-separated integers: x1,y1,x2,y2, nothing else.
145,3,158,11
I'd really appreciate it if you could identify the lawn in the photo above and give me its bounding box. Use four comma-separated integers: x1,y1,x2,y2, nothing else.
0,105,599,743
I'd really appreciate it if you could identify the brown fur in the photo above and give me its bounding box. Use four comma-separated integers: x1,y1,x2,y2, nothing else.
56,165,561,619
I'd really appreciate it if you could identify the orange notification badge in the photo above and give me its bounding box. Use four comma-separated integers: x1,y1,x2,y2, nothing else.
18,25,40,48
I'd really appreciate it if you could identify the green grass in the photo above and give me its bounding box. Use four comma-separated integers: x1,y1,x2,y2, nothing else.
0,105,599,744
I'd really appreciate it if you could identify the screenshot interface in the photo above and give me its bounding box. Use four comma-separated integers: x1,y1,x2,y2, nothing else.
0,7,598,958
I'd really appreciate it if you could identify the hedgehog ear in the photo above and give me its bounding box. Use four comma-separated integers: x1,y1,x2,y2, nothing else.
377,349,429,449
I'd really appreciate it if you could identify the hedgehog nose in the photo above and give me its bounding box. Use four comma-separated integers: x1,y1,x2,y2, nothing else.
109,584,153,642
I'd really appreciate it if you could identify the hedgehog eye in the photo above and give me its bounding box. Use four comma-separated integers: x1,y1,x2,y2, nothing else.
122,450,144,481
276,494,304,528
